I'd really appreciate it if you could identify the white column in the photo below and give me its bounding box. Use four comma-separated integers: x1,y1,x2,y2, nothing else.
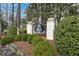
47,18,55,40
27,22,33,34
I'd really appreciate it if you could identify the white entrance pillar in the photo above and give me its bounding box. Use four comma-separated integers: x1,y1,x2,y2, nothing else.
47,18,55,40
27,22,33,34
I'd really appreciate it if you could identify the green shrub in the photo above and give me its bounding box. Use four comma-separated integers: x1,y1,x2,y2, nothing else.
27,34,36,43
32,36,44,45
1,34,28,45
55,16,79,56
7,26,17,35
15,34,22,41
1,35,15,45
32,41,56,56
22,34,27,41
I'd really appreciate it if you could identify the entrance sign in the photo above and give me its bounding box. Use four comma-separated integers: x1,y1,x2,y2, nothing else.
47,18,55,40
35,24,44,33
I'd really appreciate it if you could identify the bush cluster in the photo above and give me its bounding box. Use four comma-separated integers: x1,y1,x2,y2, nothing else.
55,16,79,55
30,35,56,56
32,41,56,56
1,26,56,56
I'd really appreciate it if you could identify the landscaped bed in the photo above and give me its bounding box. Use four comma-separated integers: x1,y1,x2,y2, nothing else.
0,26,57,56
0,34,57,56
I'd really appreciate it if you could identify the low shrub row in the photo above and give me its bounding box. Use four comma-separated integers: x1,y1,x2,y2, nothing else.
0,34,28,45
0,34,37,45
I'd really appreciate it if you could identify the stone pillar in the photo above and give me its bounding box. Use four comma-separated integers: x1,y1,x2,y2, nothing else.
27,22,33,34
47,18,55,40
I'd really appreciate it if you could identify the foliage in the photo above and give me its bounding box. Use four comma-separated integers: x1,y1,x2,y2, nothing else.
26,3,79,23
27,34,36,43
32,36,44,45
1,35,15,45
7,26,17,35
55,15,79,55
1,34,28,45
0,34,36,45
14,34,22,41
32,41,56,56
22,34,28,41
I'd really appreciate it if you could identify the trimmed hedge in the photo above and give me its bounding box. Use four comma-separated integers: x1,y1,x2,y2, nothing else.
32,41,56,56
55,16,79,56
0,34,36,45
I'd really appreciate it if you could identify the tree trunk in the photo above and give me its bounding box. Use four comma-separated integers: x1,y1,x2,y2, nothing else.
5,4,8,27
17,3,21,35
12,3,14,25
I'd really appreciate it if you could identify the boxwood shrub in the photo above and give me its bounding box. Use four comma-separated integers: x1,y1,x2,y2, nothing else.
55,16,79,56
32,41,56,56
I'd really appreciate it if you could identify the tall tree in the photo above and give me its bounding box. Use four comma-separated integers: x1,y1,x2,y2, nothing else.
11,3,14,25
17,3,21,35
26,3,76,23
5,4,8,27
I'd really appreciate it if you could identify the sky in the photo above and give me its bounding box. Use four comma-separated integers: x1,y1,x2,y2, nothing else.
1,3,30,17
21,3,30,17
